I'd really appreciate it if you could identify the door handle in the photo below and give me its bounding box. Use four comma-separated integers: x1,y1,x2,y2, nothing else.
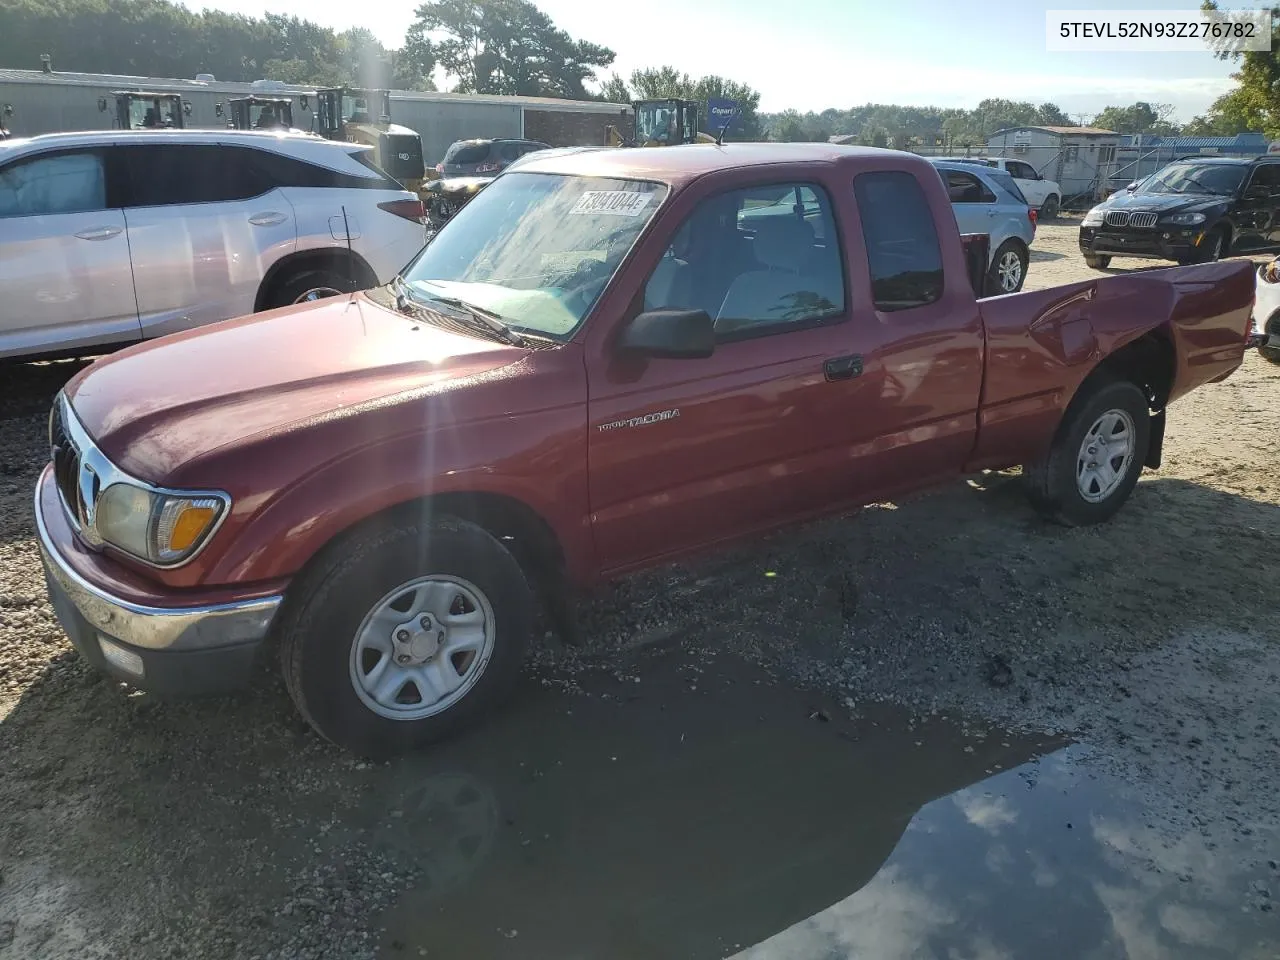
75,226,122,241
824,354,863,381
248,212,287,226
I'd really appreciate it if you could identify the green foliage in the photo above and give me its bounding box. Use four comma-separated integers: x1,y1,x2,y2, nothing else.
598,73,630,105
0,0,437,90
1194,1,1280,138
405,0,614,98
627,66,763,139
1092,102,1179,136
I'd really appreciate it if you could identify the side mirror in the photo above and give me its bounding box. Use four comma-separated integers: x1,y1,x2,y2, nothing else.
182,100,192,116
618,309,714,359
215,102,223,117
97,97,107,112
1125,181,1138,191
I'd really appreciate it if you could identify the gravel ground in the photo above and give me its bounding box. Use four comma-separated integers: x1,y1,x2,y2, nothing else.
1,219,1278,957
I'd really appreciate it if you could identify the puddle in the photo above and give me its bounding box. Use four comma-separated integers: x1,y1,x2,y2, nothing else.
366,649,1277,959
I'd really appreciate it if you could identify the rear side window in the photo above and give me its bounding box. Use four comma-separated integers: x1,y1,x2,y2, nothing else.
444,142,491,164
498,142,521,162
942,170,996,203
120,144,263,207
853,170,944,312
0,149,106,216
989,171,1028,205
243,147,402,192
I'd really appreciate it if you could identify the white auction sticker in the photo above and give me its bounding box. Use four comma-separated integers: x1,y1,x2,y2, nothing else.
570,191,653,216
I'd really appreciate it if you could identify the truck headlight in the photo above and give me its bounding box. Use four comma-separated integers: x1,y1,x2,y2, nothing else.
1163,212,1206,225
96,483,227,565
1082,206,1105,226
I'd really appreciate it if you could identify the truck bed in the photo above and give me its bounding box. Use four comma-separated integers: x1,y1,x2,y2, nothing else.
966,259,1255,471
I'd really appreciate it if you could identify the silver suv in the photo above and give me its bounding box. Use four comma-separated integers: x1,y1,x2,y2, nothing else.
0,129,429,361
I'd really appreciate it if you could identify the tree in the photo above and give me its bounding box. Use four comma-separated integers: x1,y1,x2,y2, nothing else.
404,0,614,98
627,65,762,139
1198,1,1279,136
598,72,630,104
1091,101,1179,135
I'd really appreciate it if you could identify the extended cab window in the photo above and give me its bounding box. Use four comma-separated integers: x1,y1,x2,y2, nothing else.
0,150,107,217
643,181,846,339
853,170,944,312
944,170,996,203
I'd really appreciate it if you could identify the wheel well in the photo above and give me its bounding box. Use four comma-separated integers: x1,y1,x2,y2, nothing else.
1215,220,1233,251
308,491,573,639
255,248,379,312
1094,327,1176,410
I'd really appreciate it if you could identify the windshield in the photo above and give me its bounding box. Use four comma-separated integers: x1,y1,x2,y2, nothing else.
1141,162,1246,196
636,103,677,144
401,172,668,340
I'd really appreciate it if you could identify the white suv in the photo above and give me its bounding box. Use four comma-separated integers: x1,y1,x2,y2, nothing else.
938,156,1063,218
0,129,428,361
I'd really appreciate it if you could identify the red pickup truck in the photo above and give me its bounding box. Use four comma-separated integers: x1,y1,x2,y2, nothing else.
35,144,1255,755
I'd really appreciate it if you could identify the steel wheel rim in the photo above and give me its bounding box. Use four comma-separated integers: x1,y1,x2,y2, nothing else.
293,286,343,304
348,574,496,721
1076,409,1136,502
998,251,1023,291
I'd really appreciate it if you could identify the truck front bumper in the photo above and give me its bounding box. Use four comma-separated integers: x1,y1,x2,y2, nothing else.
34,466,283,696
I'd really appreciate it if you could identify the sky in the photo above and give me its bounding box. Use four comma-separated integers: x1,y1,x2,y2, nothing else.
190,0,1269,120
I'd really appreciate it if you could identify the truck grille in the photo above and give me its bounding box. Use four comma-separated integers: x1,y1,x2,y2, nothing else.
49,398,83,527
1104,211,1158,228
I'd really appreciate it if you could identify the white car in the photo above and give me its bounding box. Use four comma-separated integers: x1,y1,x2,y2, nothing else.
0,129,428,361
937,156,1063,218
1250,255,1280,364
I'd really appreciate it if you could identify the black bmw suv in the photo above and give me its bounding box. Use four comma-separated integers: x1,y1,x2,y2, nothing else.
1079,155,1280,269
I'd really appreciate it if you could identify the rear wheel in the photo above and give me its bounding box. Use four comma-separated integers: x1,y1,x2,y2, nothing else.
1040,195,1060,219
278,516,534,757
1084,254,1111,270
1023,377,1151,527
265,267,351,309
987,241,1028,295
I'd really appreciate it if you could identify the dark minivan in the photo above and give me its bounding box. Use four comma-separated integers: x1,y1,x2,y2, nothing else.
1079,155,1280,269
437,138,552,177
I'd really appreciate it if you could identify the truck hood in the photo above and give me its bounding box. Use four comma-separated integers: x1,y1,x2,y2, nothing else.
64,293,526,483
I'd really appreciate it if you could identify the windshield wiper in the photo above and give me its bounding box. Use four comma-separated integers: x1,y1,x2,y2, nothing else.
399,284,527,347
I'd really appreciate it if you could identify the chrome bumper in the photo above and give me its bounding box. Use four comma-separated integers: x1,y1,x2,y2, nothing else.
35,477,281,653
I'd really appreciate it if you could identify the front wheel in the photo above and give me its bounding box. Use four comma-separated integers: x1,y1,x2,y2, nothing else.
1023,377,1151,526
278,516,534,757
987,241,1028,295
1193,226,1228,264
1083,254,1111,270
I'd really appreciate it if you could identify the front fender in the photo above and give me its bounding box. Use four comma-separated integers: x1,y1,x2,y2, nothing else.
203,404,593,587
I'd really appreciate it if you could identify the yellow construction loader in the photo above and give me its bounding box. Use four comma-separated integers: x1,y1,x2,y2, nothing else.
223,95,296,132
605,99,718,147
313,87,428,193
100,91,189,130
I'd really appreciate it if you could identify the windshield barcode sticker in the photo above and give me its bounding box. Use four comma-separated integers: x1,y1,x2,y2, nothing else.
570,191,652,217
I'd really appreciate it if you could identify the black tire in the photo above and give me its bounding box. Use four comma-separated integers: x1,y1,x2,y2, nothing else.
264,268,352,310
1195,225,1228,264
1261,345,1280,365
1023,377,1151,527
987,240,1028,295
1084,254,1111,270
278,515,534,757
1040,195,1060,219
